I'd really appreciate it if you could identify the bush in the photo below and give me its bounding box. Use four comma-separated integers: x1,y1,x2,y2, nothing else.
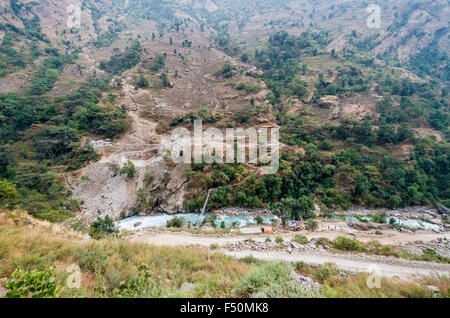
106,162,120,176
5,267,60,298
233,262,317,298
333,236,362,251
144,170,155,184
255,215,264,225
167,216,185,228
89,215,119,239
120,160,137,178
0,177,19,203
210,243,218,250
305,219,318,231
136,75,149,88
275,236,284,244
292,235,309,244
319,140,335,151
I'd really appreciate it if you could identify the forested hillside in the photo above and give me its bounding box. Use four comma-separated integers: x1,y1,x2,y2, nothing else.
0,0,448,224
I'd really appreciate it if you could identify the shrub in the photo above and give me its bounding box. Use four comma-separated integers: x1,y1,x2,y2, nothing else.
144,170,155,184
167,216,185,228
265,237,272,243
292,235,309,244
210,243,218,250
136,75,149,88
255,215,264,225
5,267,60,298
89,215,119,239
312,263,340,284
305,219,318,231
333,236,362,251
106,162,120,176
233,262,317,298
0,177,19,203
319,140,335,151
275,236,284,244
112,263,162,298
120,160,137,178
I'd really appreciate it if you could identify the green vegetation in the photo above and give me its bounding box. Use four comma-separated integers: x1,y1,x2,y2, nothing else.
166,216,185,228
0,76,127,222
89,215,119,239
149,53,166,72
332,236,362,252
28,53,77,95
305,219,319,232
0,210,251,298
275,236,284,244
100,41,141,75
234,262,316,298
120,161,137,178
0,177,19,203
5,267,59,298
1,210,448,298
292,235,309,245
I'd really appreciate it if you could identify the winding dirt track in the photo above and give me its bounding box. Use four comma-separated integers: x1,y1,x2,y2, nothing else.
224,250,450,279
128,228,450,280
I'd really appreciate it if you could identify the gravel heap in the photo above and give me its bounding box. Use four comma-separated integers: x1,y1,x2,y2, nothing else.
228,239,329,253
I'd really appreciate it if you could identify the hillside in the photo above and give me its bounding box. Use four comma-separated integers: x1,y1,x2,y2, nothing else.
0,209,449,298
0,0,448,224
0,0,449,300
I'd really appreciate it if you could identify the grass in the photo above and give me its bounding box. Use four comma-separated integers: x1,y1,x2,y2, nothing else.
234,262,318,298
316,236,450,264
0,210,251,297
295,261,450,298
1,209,448,298
292,235,309,244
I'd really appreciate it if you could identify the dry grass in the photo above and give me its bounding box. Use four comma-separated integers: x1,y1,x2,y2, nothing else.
0,210,252,297
1,210,447,298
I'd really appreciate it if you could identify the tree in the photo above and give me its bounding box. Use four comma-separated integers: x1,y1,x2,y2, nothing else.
272,196,315,222
0,177,19,203
89,215,118,239
167,216,185,228
160,73,170,87
120,160,137,178
137,75,149,88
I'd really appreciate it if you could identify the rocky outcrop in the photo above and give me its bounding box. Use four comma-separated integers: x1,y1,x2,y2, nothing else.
290,272,321,295
318,96,339,108
348,222,393,231
437,204,450,216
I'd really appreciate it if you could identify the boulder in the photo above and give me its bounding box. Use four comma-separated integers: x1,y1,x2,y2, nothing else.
348,222,392,231
437,204,450,216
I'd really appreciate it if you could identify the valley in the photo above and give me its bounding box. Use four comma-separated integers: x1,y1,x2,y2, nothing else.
0,0,448,299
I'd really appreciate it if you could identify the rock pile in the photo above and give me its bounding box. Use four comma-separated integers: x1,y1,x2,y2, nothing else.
290,272,322,294
213,207,271,216
89,139,114,149
404,237,450,258
228,239,327,253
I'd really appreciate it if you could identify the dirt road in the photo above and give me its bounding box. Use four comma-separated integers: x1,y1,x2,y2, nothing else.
224,250,450,279
127,225,450,280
